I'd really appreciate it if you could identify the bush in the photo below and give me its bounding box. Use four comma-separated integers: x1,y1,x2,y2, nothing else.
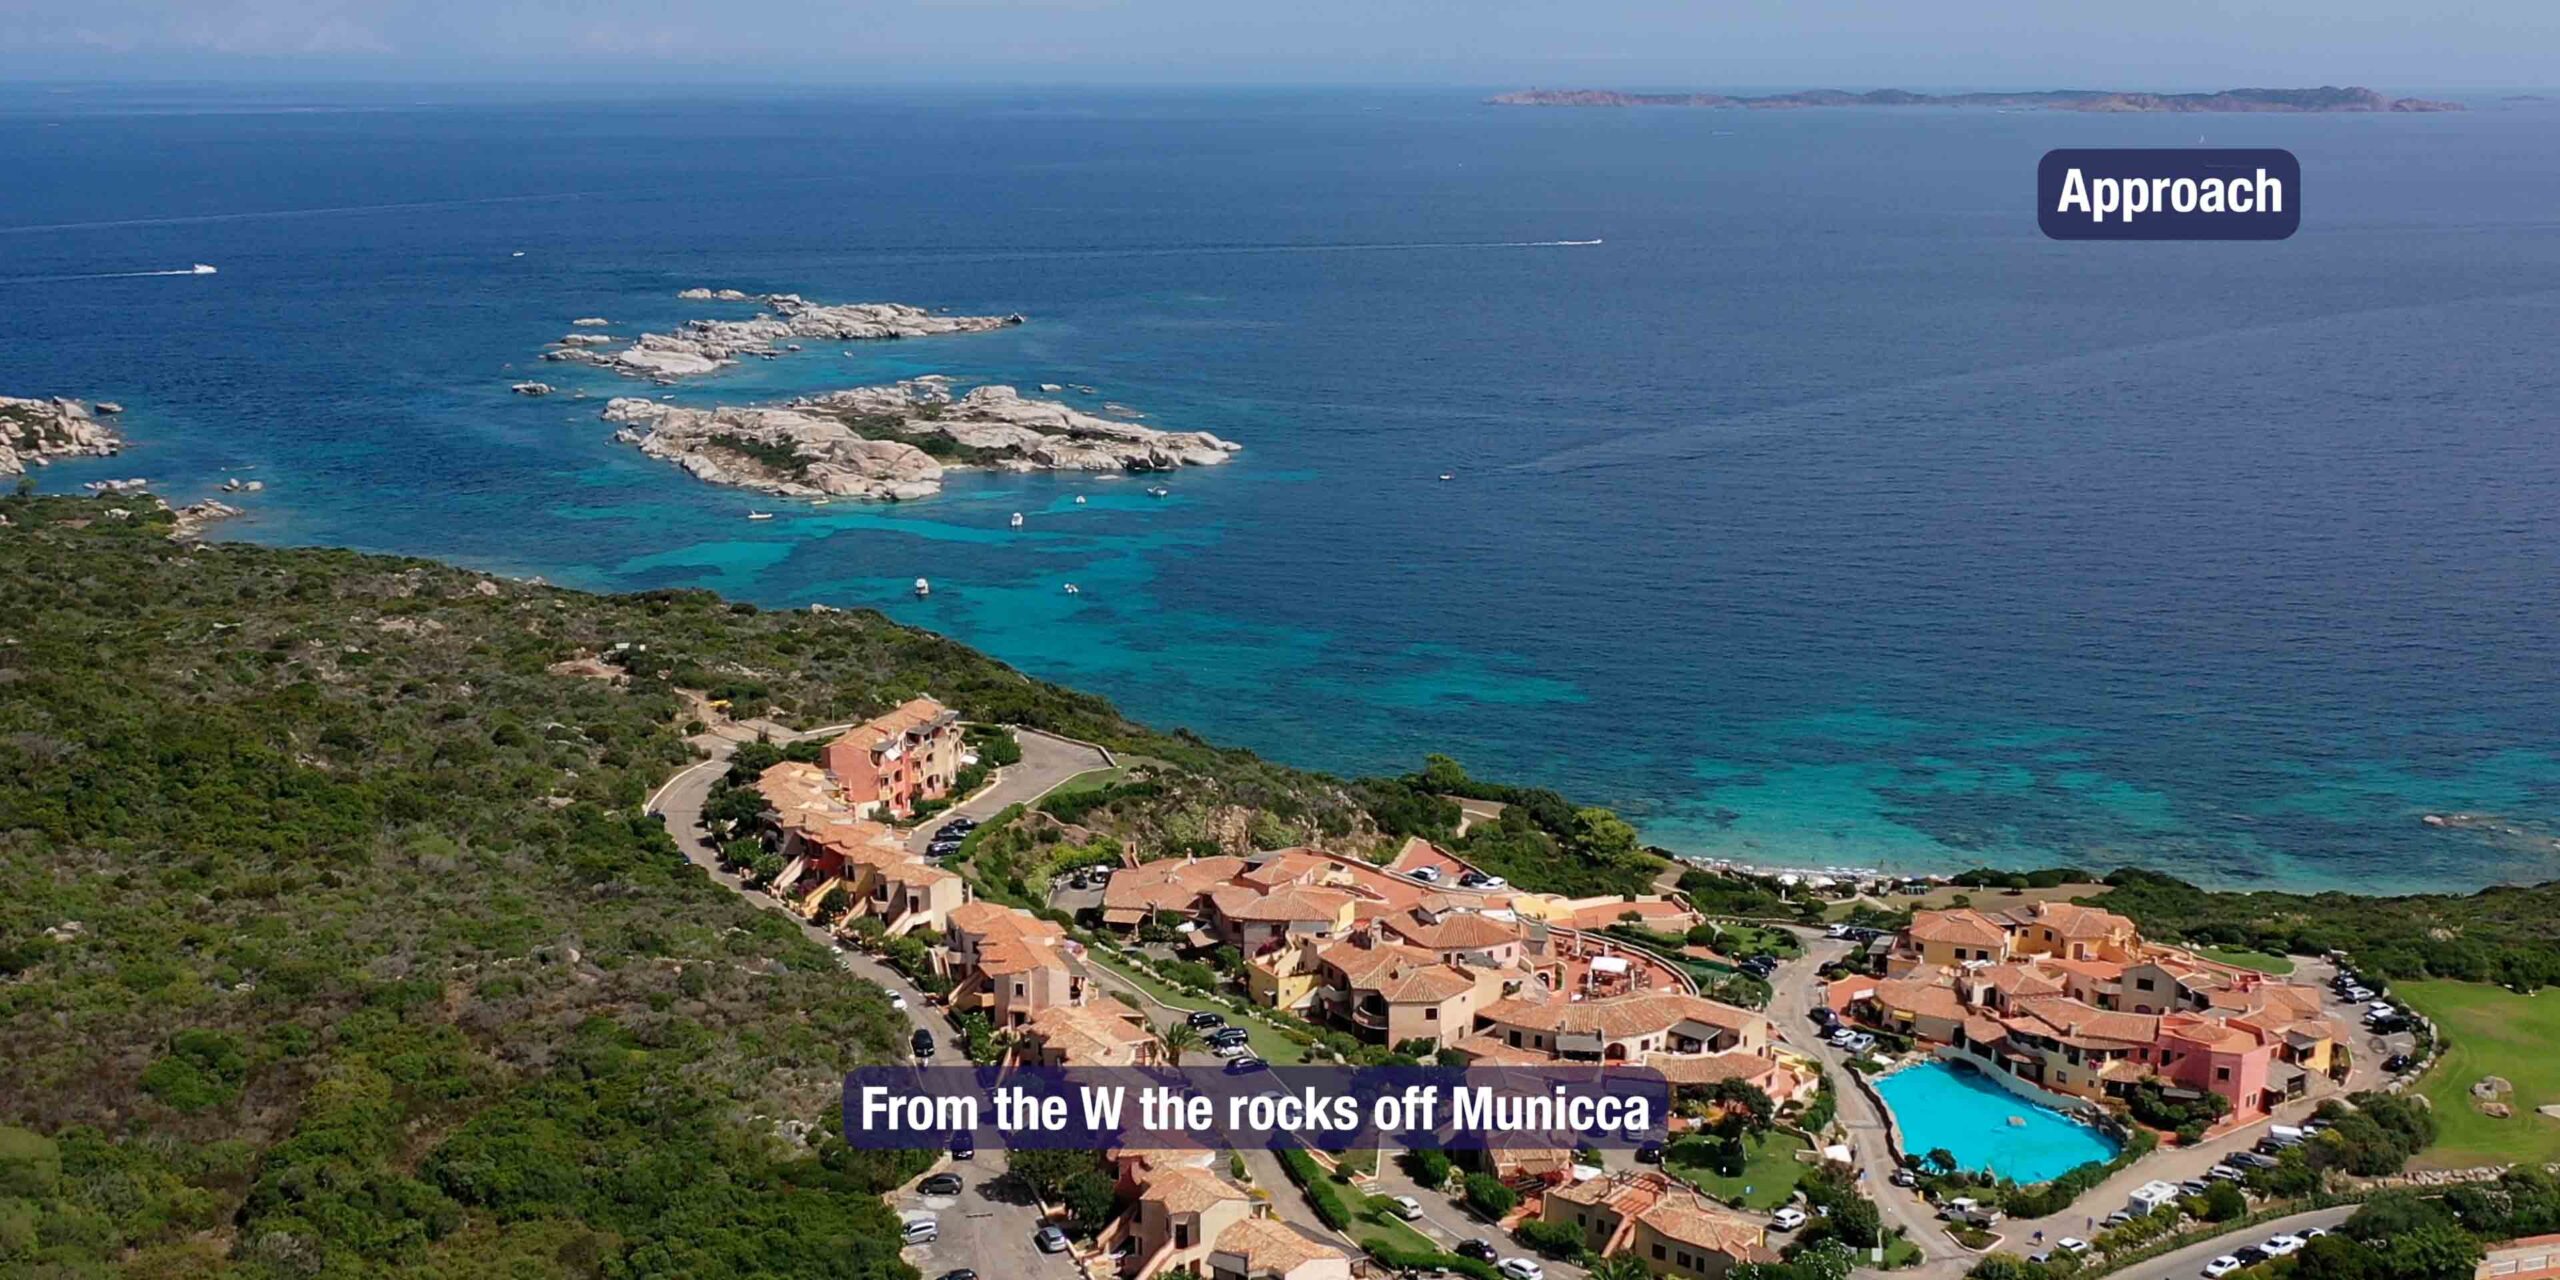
1463,1172,1518,1221
1514,1217,1587,1259
1401,1148,1453,1189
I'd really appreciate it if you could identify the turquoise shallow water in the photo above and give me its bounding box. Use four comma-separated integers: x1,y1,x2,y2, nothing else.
1875,1061,2121,1185
6,85,2560,892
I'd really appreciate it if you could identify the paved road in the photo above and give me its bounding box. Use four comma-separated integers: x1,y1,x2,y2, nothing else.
903,728,1113,855
1763,933,1954,1271
2107,1207,2356,1280
648,718,1109,1280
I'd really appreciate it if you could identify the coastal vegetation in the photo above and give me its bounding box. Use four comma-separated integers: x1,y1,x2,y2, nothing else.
1927,866,2560,989
0,495,939,1277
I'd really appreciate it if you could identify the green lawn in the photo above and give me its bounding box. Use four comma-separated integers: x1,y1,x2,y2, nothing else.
1084,949,1309,1064
2194,946,2295,975
1665,1131,1814,1209
2401,979,2560,1168
1042,765,1132,800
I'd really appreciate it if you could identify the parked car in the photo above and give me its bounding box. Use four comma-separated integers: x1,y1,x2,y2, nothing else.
1213,1041,1253,1059
1409,867,1441,883
912,1028,936,1058
2179,1180,2212,1197
2102,1212,2137,1229
1206,1024,1251,1042
951,1131,975,1160
2232,1151,2281,1171
2234,1246,2272,1266
2201,1256,2242,1279
891,993,909,1012
2264,1234,2306,1257
2057,1238,2092,1255
1890,1167,1918,1188
902,1214,940,1245
1186,1011,1228,1030
1390,1196,1426,1221
1636,1141,1664,1164
2383,1053,2416,1073
1771,1207,1808,1231
936,1270,977,1280
2207,1165,2245,1182
919,1172,963,1196
1495,1258,1545,1280
1035,1225,1070,1254
1224,1055,1269,1074
1456,1240,1499,1263
2301,1228,2330,1240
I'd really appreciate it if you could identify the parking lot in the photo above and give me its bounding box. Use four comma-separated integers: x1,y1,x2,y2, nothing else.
893,1160,1064,1280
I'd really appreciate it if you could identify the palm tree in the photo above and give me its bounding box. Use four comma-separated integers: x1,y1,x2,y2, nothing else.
1159,1022,1201,1063
1588,1253,1652,1280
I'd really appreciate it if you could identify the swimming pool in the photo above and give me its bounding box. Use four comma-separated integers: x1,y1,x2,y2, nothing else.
1874,1059,2121,1184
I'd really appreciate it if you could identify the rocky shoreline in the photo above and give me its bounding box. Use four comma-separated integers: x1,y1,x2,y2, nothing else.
544,289,1024,381
600,378,1239,502
0,397,124,476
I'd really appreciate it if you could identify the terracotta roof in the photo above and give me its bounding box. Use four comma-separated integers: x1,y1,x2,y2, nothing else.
1375,962,1479,1004
950,900,1066,946
1104,856,1247,917
881,860,961,887
1974,963,2067,1000
1873,977,1968,1024
1139,1164,1252,1214
1448,1034,1555,1066
1212,883,1356,924
2024,901,2135,939
1908,909,2010,948
1387,908,1524,952
1023,1004,1158,1065
1480,993,1767,1042
975,937,1069,977
1211,1216,1348,1275
847,696,956,748
1638,1196,1770,1260
1647,1051,1784,1087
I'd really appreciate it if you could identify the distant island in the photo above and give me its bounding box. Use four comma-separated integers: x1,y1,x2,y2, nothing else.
1489,85,2463,112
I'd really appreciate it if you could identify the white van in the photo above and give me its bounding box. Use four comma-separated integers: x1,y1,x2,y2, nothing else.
901,1213,939,1245
2267,1125,2308,1147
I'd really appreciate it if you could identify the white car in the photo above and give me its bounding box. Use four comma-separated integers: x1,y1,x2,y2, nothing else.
2264,1235,2306,1257
1496,1259,1545,1280
890,993,909,1012
2368,1002,2395,1016
2202,1256,2242,1279
1770,1207,1808,1231
1475,875,1509,889
1213,1041,1253,1059
1390,1196,1424,1221
2056,1238,2091,1255
1410,867,1441,883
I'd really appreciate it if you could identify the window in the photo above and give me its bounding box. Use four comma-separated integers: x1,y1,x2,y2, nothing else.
1013,982,1026,998
1426,1007,1438,1020
2216,1067,2231,1082
2136,977,2156,991
1653,1246,1667,1261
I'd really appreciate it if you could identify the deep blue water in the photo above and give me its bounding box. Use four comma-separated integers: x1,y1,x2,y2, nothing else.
5,84,2558,892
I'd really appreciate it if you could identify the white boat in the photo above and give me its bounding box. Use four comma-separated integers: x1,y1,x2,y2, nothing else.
1009,512,1024,528
745,511,774,521
811,497,831,506
1073,495,1087,505
1439,473,1454,481
913,578,931,597
1145,486,1170,498
189,264,217,275
1062,583,1079,595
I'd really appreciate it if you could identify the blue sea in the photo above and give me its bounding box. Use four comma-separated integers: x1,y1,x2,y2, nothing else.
6,84,2558,893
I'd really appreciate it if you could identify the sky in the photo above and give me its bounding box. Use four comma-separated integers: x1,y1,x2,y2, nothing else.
0,0,2551,90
